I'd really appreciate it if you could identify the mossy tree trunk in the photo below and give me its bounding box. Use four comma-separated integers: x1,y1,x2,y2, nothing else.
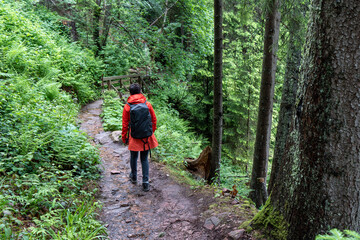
249,0,281,208
268,12,303,193
255,1,360,239
208,0,223,184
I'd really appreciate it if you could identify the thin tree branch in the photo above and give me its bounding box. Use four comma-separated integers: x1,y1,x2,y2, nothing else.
148,0,179,29
114,21,146,62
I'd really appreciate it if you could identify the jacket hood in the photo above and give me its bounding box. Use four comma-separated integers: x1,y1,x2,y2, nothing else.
127,93,146,104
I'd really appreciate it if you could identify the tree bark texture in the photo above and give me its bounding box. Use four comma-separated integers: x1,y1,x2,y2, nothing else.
208,0,223,184
93,0,102,57
249,0,280,208
256,1,360,239
268,15,302,193
185,146,212,180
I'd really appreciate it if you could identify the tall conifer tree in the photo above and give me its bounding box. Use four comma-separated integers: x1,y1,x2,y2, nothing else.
252,1,360,238
208,0,223,183
249,0,281,207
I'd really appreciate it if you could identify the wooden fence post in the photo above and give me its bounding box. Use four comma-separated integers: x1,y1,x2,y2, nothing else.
102,72,152,95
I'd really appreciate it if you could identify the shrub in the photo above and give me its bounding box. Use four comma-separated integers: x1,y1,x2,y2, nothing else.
100,90,124,131
0,2,106,238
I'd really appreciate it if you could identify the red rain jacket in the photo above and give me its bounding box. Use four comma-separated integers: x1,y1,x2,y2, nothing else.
121,94,158,151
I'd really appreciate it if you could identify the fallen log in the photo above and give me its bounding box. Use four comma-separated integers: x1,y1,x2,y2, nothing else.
185,146,212,180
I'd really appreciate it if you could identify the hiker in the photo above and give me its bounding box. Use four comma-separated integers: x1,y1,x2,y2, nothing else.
121,83,158,192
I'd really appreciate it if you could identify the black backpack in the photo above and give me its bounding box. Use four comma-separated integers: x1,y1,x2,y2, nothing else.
127,101,153,140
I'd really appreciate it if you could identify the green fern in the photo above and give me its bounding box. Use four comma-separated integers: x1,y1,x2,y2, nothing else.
344,230,360,239
316,229,360,240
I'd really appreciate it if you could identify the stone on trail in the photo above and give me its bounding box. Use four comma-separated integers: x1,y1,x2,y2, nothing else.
95,132,112,145
203,218,215,230
111,131,122,142
110,170,121,174
210,216,221,227
228,229,245,240
127,233,145,238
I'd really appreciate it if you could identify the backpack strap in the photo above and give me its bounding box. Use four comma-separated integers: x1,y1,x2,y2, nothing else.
141,137,152,158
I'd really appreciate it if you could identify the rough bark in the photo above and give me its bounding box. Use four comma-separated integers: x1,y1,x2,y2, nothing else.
101,3,113,52
93,0,102,57
185,146,212,180
249,0,280,208
254,1,360,239
268,16,302,193
208,0,223,184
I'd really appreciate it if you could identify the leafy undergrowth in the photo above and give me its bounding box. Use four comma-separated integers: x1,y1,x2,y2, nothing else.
100,90,124,131
0,1,106,239
316,229,360,240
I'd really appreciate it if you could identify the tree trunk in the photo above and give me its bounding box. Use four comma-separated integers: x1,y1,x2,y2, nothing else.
246,87,251,173
208,0,223,184
160,0,169,34
93,0,102,57
268,14,302,193
252,1,360,239
185,146,212,180
249,0,280,208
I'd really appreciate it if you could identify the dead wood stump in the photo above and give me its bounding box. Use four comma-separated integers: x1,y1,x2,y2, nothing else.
185,146,212,180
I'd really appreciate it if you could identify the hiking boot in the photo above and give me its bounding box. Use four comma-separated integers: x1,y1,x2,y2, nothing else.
129,173,137,184
142,183,150,192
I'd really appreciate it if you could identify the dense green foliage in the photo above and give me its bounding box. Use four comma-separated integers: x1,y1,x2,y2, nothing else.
316,229,360,240
35,0,268,175
0,0,316,237
0,1,106,238
100,91,124,131
93,0,301,194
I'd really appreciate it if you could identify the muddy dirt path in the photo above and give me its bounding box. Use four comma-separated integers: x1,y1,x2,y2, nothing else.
79,100,255,240
79,100,219,240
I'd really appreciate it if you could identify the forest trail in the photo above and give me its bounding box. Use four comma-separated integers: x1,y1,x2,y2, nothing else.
78,100,253,240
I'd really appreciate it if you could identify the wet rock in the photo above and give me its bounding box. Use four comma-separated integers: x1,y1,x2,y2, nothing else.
114,149,126,155
203,218,215,230
127,233,145,238
111,131,122,142
105,206,129,215
210,216,221,227
120,202,131,207
228,229,245,240
95,132,112,145
217,212,230,219
111,189,119,195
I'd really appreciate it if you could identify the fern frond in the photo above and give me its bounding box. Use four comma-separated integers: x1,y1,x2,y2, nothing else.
344,230,360,239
